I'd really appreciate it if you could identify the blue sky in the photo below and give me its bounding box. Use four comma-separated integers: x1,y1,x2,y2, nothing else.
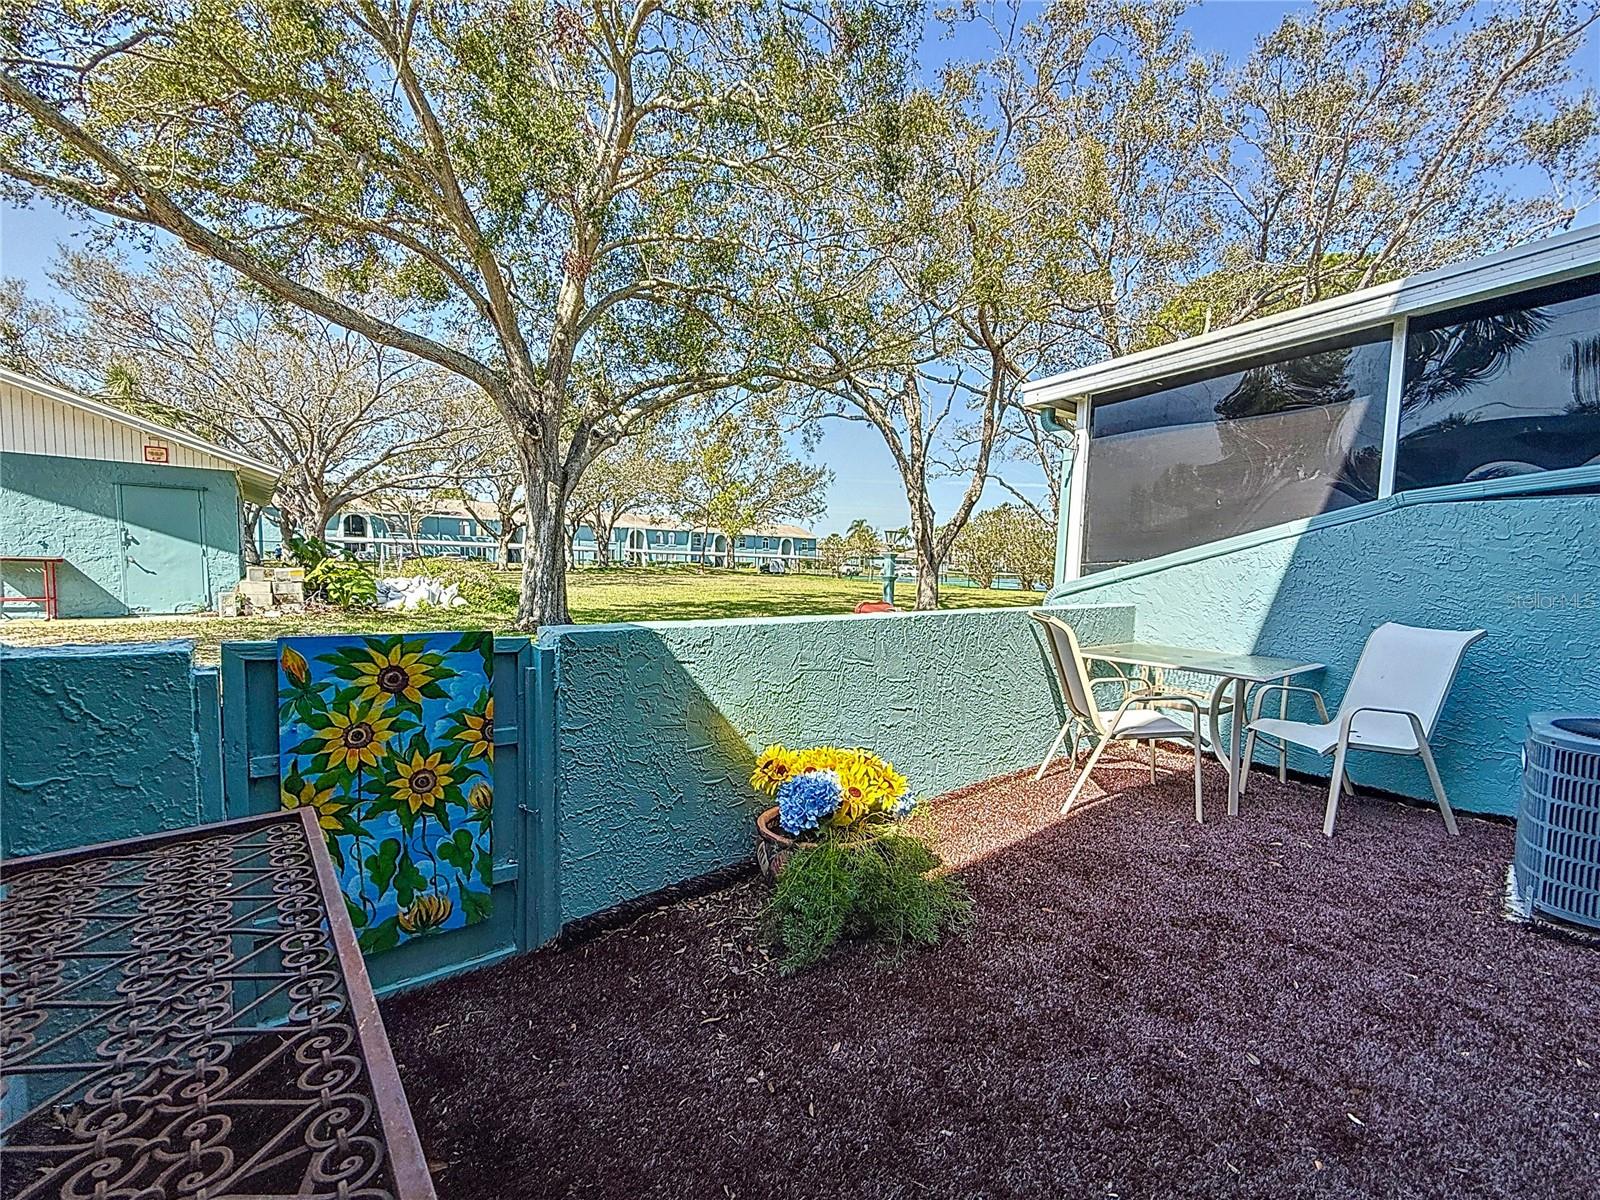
0,1,1584,535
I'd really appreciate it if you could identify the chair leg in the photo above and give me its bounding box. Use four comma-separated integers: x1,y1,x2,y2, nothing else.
1240,728,1258,796
1323,741,1349,837
1063,736,1112,816
1035,721,1072,782
1415,737,1459,836
1150,740,1157,783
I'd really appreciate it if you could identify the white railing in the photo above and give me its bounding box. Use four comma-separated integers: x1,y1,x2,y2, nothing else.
574,545,819,567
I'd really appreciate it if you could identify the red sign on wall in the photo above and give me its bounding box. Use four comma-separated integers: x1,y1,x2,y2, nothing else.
143,444,170,463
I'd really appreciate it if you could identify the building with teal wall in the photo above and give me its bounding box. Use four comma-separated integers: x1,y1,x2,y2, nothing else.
0,368,279,618
256,497,510,562
1017,228,1600,812
257,499,818,569
1024,226,1600,587
570,516,818,567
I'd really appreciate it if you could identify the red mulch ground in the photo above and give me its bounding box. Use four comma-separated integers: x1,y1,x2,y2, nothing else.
382,751,1600,1200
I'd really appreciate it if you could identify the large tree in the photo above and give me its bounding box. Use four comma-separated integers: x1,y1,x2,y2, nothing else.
0,0,899,626
783,2,1196,607
1205,0,1599,325
8,247,466,539
675,406,829,565
973,0,1600,528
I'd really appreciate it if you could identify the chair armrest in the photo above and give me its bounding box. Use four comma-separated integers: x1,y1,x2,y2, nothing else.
1088,675,1141,700
1249,682,1330,724
1338,705,1428,740
1125,690,1205,714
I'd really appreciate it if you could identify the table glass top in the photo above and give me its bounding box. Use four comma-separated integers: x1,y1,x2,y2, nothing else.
1082,641,1323,683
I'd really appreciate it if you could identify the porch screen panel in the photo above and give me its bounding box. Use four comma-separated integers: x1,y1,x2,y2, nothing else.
1082,331,1390,572
1396,275,1600,491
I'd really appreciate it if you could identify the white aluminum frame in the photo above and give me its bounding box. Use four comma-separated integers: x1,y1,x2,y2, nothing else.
1377,316,1408,498
1031,613,1206,822
1022,229,1600,576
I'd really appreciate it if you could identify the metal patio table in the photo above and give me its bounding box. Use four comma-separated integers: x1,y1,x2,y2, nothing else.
1082,642,1324,817
0,807,436,1200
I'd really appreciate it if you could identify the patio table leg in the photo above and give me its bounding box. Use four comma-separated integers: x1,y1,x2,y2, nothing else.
1278,674,1289,783
1226,677,1245,817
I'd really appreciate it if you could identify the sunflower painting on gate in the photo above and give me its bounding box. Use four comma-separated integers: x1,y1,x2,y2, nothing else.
278,631,494,955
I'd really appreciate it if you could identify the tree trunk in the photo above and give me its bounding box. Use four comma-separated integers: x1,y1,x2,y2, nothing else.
593,512,614,566
307,500,339,550
514,423,570,629
907,507,940,611
241,504,262,565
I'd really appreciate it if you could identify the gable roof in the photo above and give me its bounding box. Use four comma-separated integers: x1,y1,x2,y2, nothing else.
0,365,281,500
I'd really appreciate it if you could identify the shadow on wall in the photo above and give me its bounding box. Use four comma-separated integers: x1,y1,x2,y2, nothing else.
0,640,211,856
1050,493,1600,816
537,603,1134,926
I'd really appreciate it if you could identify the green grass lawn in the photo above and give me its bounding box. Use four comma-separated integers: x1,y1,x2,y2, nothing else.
0,567,1039,662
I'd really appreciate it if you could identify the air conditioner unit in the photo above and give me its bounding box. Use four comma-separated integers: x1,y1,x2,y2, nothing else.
1512,713,1600,931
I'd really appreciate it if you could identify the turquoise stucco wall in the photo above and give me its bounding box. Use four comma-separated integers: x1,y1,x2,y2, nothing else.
1047,493,1600,816
0,641,219,857
537,603,1133,924
0,605,1132,989
1,450,245,616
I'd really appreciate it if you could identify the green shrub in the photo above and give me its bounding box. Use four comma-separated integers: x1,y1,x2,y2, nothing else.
284,533,336,571
305,557,376,609
763,827,971,973
397,557,517,609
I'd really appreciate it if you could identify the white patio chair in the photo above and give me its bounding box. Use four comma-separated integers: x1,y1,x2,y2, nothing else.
1030,612,1207,821
1242,622,1485,837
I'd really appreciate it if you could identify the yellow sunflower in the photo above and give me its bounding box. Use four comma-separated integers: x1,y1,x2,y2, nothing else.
391,749,453,815
398,893,453,935
281,778,342,830
468,782,493,815
313,703,398,772
351,644,435,706
797,746,847,774
454,698,494,760
835,761,879,825
750,745,799,795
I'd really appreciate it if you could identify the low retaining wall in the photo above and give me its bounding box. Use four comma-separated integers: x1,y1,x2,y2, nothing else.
538,603,1132,923
0,602,1128,990
0,641,221,857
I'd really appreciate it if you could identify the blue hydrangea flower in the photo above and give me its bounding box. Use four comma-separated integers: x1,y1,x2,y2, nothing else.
888,792,917,819
776,769,841,835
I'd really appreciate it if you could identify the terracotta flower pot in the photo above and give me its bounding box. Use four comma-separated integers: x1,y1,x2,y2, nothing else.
755,806,813,878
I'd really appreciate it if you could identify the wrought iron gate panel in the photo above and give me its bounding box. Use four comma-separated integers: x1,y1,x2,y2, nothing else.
0,809,434,1199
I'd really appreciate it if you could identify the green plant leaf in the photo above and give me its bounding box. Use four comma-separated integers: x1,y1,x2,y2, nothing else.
359,916,400,956
366,838,402,897
460,885,493,925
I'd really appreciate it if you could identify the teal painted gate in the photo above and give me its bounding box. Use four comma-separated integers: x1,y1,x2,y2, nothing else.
217,635,560,994
117,483,208,612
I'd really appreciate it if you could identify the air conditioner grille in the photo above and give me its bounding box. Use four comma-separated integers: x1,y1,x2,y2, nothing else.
1515,713,1600,930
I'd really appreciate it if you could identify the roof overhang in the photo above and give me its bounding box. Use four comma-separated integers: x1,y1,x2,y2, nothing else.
0,365,282,500
1021,225,1600,415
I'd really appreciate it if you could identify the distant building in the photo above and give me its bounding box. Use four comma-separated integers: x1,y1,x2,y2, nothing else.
0,366,280,618
572,514,818,568
259,500,817,569
258,497,512,562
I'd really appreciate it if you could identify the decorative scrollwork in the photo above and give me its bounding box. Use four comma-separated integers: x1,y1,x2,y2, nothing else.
1,813,429,1199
